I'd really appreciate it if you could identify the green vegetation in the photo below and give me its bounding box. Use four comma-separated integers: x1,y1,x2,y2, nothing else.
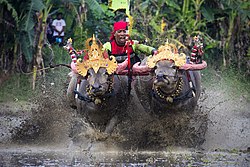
0,73,34,102
202,66,250,100
131,0,250,71
0,41,70,102
0,0,249,93
0,67,70,102
42,45,71,66
222,69,250,100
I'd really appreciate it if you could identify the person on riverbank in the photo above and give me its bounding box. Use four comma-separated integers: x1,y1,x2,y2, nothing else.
52,12,66,46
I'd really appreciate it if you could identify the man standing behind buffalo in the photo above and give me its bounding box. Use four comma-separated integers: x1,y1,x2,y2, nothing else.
103,21,158,66
52,12,66,46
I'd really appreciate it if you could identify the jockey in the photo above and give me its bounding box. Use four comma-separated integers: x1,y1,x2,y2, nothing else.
103,21,158,66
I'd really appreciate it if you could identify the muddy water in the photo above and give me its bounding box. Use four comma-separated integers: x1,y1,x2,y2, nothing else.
0,148,249,166
0,76,249,166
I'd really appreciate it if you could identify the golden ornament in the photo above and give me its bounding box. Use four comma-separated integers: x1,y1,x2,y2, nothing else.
76,35,117,77
147,41,186,68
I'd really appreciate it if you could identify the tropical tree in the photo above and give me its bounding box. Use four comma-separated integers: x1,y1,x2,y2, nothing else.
131,0,249,73
0,0,108,87
0,0,45,74
201,0,250,70
131,0,214,47
0,0,249,80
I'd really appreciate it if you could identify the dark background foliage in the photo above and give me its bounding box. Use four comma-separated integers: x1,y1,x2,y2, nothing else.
0,0,249,78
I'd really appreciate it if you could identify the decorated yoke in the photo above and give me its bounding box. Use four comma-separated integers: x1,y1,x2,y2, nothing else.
64,35,207,77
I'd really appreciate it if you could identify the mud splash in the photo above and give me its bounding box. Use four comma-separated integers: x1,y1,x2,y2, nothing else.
0,68,207,151
0,68,249,166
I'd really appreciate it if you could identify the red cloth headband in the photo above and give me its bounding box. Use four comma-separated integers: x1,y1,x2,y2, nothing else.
113,21,127,31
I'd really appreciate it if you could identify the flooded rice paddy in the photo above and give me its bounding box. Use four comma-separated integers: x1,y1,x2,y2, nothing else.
0,74,249,166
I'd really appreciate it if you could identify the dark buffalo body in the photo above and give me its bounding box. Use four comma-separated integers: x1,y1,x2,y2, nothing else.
135,60,201,114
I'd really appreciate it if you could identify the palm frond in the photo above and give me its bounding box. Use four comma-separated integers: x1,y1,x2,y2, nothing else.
165,0,181,11
149,18,161,34
0,0,19,26
23,0,45,32
20,31,35,63
138,0,150,12
17,0,45,63
85,0,104,17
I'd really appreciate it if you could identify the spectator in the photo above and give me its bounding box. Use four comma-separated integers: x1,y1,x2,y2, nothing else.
46,15,54,44
52,12,66,46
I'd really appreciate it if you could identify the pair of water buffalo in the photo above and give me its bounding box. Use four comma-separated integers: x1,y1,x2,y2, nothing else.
65,37,207,133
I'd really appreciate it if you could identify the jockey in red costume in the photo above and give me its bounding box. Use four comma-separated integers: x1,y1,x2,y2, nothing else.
103,21,158,65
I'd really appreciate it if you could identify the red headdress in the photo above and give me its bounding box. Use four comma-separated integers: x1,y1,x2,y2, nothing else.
109,21,127,40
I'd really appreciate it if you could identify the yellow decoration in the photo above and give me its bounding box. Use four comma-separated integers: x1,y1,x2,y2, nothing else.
108,0,133,35
147,41,187,68
161,18,167,33
127,14,133,35
67,38,72,44
76,35,117,77
108,0,129,12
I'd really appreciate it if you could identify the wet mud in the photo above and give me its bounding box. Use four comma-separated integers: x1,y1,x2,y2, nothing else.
0,148,249,166
0,71,249,166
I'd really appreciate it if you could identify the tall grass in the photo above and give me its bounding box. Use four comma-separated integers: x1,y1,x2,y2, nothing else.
201,66,250,100
0,74,34,102
0,45,72,103
0,68,70,103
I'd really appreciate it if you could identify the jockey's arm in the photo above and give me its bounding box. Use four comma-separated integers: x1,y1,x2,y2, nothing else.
102,42,111,55
132,42,157,56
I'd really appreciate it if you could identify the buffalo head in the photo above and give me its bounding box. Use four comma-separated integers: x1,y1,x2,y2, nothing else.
153,60,180,95
86,67,112,97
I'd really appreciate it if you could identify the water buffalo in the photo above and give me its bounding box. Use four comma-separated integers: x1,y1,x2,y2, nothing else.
132,43,204,114
66,36,129,134
74,69,131,134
